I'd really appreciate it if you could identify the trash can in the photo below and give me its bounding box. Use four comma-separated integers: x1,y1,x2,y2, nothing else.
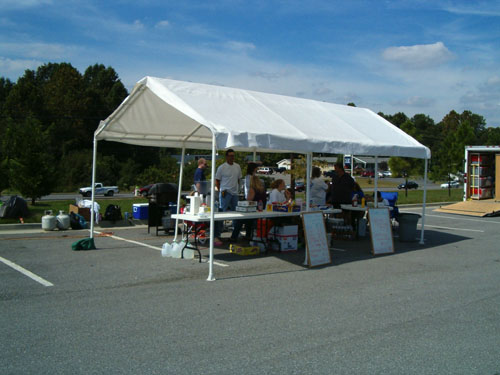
397,213,421,242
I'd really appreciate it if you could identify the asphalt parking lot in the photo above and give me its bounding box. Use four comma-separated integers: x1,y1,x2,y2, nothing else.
1,206,500,374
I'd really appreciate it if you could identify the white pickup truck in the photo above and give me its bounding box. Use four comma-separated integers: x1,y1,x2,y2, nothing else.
79,183,119,197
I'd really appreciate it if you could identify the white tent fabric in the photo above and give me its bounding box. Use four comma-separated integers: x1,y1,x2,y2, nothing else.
96,76,430,159
92,76,431,281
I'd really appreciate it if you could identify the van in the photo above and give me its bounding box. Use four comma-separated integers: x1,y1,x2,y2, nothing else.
257,167,271,175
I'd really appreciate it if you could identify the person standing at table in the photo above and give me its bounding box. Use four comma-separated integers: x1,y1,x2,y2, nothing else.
310,166,328,206
194,158,208,195
214,149,242,244
328,162,355,208
231,162,259,242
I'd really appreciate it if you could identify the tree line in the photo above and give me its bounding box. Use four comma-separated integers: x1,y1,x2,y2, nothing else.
1,62,499,204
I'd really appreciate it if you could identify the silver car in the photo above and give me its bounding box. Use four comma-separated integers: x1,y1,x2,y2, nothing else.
440,181,460,189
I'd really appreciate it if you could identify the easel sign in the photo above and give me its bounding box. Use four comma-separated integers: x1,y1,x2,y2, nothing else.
368,208,394,255
301,211,332,267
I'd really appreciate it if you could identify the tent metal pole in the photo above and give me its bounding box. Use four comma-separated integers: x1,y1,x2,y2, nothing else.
303,152,312,266
89,136,98,239
207,133,217,281
419,158,428,244
173,147,185,242
374,156,379,208
253,149,256,162
351,155,354,175
306,153,312,211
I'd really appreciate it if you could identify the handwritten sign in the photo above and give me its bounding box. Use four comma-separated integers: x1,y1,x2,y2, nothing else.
301,212,331,267
368,208,394,255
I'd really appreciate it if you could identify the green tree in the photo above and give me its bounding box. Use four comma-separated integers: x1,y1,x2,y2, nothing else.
3,115,56,204
479,127,500,145
379,112,409,128
388,157,412,178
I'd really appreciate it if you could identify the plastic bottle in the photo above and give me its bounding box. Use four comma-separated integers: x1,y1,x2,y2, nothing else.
361,197,366,207
352,194,358,207
257,200,263,211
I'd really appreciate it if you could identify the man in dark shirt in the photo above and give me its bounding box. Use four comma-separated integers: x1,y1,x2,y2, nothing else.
329,162,355,208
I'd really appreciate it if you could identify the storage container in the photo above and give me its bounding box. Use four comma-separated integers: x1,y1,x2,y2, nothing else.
229,244,260,256
132,203,149,219
469,187,493,199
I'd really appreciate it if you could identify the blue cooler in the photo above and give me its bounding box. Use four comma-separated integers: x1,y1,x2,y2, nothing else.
132,203,149,219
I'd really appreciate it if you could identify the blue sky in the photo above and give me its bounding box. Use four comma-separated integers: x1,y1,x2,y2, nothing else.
1,0,499,126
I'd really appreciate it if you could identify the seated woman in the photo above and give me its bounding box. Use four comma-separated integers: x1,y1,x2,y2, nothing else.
351,182,365,204
269,179,292,204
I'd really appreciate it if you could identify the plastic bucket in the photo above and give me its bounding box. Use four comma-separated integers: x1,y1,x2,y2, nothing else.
398,213,421,242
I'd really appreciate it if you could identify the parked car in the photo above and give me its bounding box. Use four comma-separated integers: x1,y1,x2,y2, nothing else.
397,181,418,190
362,170,374,177
274,167,287,174
440,181,460,189
287,181,305,192
383,170,392,177
294,181,305,192
79,182,119,197
257,167,272,175
139,184,154,197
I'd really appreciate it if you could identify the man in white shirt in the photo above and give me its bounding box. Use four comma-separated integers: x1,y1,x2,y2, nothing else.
214,149,242,244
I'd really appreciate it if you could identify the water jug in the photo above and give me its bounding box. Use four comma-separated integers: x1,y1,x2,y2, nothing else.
161,242,172,257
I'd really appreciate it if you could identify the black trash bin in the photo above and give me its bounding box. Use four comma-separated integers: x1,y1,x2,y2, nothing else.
397,213,421,242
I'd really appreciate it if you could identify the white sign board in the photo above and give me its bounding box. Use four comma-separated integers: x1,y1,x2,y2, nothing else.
368,208,394,255
301,212,332,267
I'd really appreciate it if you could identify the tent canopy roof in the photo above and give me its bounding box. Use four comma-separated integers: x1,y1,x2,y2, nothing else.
96,76,430,159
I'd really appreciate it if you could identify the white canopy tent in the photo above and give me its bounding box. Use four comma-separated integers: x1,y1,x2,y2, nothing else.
91,76,431,280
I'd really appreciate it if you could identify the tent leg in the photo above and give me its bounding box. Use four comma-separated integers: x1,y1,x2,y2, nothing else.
419,158,428,245
207,133,217,281
303,152,312,266
374,156,378,208
90,136,97,239
174,148,185,242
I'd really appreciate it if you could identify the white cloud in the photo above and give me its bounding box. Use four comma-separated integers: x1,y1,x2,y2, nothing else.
382,42,454,69
394,96,435,108
0,42,77,59
225,41,255,53
0,0,52,10
0,56,41,76
155,20,170,29
443,4,500,17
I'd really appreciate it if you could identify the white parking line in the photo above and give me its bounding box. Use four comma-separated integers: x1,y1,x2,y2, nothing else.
418,224,484,233
400,210,500,224
94,231,228,267
0,256,54,287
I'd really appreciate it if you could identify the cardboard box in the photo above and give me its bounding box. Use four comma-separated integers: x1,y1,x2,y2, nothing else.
272,205,289,212
237,200,257,207
229,244,260,256
236,206,257,212
274,225,298,236
268,233,298,251
69,204,91,221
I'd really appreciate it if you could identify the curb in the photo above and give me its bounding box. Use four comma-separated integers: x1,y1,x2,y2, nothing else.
0,203,458,232
0,219,148,231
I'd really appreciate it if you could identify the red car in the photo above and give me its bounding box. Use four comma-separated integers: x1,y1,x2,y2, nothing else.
139,184,154,197
361,170,374,177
